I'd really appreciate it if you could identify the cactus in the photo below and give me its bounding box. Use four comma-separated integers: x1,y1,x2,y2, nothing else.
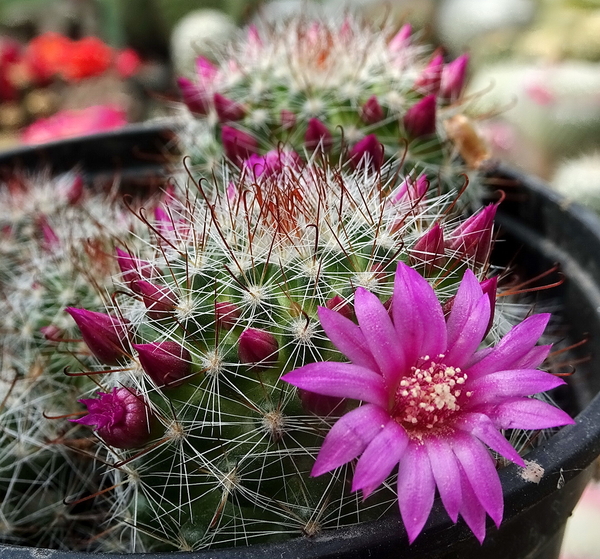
175,17,490,205
62,156,509,551
0,171,150,550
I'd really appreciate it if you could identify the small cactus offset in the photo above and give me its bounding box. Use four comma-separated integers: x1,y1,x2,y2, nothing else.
0,171,151,550
176,17,490,203
65,157,505,551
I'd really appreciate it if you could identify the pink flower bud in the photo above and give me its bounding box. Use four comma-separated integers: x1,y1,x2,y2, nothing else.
247,24,262,48
40,218,60,250
222,125,258,164
238,328,279,370
325,295,353,320
66,174,84,205
440,54,469,101
40,324,63,342
134,341,192,388
349,134,384,170
65,308,130,365
388,23,412,52
215,301,241,329
299,389,346,417
361,95,384,124
403,94,437,138
177,76,209,115
72,387,151,449
447,203,498,264
280,109,296,130
214,92,245,122
133,280,177,319
304,118,332,152
415,53,444,95
409,224,446,275
116,247,152,289
196,56,217,83
154,206,174,234
480,276,498,335
393,174,429,203
244,149,302,178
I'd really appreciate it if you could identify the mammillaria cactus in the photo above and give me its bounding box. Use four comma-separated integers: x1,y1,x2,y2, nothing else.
63,153,571,551
176,17,489,204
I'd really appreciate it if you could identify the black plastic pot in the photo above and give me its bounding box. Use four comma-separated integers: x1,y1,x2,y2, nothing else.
1,129,600,559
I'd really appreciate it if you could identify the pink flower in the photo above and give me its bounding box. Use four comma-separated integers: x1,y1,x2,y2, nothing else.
221,125,258,164
415,53,444,95
213,92,245,122
361,96,384,124
72,387,151,449
304,117,333,152
440,54,469,101
447,203,498,264
282,262,574,543
238,328,279,370
21,105,127,145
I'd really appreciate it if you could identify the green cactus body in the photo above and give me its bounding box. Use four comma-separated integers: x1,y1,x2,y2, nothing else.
70,158,495,551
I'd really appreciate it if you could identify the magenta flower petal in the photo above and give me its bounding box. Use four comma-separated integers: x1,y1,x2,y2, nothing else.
392,262,446,367
454,412,524,467
459,469,487,544
354,287,406,386
425,437,462,522
469,369,566,405
281,362,388,408
513,344,552,369
444,292,490,369
317,306,378,372
352,421,408,497
452,433,503,527
445,269,485,348
489,398,577,430
397,443,436,543
311,404,391,476
467,314,551,379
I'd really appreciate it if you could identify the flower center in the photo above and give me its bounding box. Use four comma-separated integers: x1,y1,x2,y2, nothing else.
392,354,471,435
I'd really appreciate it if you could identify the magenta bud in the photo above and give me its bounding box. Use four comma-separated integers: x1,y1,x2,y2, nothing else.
133,280,178,319
325,295,353,320
65,308,130,365
244,149,302,178
415,53,444,95
195,56,217,83
66,174,84,205
222,125,259,164
393,174,429,203
361,95,384,124
238,328,279,370
304,118,333,152
134,341,192,388
214,93,245,122
215,301,241,329
388,23,412,52
40,219,60,249
409,224,446,274
440,54,469,101
299,389,346,417
116,248,152,289
177,76,209,115
247,24,262,47
403,94,437,138
40,324,63,342
349,134,384,170
280,109,296,130
447,203,498,264
72,387,151,449
480,276,498,335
